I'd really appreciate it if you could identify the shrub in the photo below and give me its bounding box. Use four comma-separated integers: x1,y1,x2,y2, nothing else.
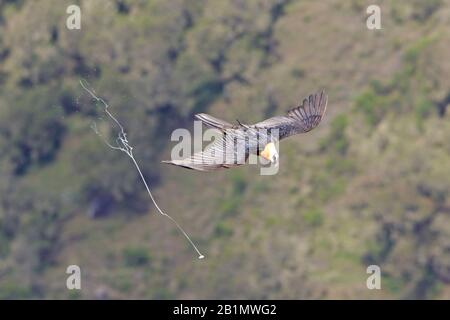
123,247,151,267
302,208,324,227
0,87,66,175
214,221,233,237
320,114,349,155
411,0,442,22
354,90,381,127
415,96,434,129
231,172,247,195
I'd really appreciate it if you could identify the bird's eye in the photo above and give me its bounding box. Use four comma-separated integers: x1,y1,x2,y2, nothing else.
272,155,277,162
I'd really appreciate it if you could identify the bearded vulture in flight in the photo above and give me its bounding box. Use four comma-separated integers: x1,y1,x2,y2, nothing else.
162,90,328,171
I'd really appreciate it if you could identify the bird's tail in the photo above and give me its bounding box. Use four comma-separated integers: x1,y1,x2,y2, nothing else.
161,160,179,166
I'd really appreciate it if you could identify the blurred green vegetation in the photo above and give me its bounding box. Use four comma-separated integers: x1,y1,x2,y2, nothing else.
123,247,151,267
0,0,449,299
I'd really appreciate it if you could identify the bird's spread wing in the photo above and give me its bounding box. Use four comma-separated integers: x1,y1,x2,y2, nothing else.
162,129,248,171
252,90,328,140
195,113,235,130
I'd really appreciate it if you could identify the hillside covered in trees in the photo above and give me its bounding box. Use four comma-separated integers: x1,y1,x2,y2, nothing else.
0,0,449,299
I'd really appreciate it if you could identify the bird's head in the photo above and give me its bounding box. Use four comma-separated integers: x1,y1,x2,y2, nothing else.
260,142,278,164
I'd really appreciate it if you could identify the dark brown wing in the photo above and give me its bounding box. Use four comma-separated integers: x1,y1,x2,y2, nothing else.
252,90,328,140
